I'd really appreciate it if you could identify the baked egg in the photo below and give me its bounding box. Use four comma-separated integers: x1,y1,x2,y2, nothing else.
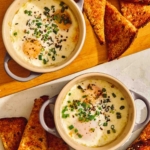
10,0,79,67
60,79,129,147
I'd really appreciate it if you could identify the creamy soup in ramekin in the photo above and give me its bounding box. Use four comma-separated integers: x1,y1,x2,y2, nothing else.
60,79,129,147
10,0,79,67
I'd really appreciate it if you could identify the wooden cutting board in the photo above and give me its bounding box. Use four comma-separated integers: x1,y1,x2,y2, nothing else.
0,0,150,98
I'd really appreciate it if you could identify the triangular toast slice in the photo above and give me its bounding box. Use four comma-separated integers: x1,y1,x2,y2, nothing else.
104,1,137,61
18,95,69,150
18,96,48,150
83,0,106,44
127,121,150,149
0,117,27,150
120,0,150,28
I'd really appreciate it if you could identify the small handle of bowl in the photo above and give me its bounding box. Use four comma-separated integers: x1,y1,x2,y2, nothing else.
130,90,150,132
4,53,41,82
39,95,60,138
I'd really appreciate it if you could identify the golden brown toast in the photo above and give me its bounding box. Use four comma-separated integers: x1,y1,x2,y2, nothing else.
120,0,150,28
18,96,48,150
18,95,69,150
127,121,150,150
104,1,137,61
121,0,150,5
83,0,106,44
0,117,27,150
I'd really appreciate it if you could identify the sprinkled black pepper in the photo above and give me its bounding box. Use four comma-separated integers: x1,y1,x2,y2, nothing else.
120,97,124,100
112,93,116,98
107,130,111,134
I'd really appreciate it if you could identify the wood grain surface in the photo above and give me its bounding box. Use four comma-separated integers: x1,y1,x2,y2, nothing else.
0,0,150,98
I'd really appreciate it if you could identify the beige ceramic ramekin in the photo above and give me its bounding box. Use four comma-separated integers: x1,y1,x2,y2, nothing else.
2,0,86,81
40,72,150,150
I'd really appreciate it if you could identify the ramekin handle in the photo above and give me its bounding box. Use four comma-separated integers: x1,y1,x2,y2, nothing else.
39,95,60,138
130,90,150,132
4,53,41,82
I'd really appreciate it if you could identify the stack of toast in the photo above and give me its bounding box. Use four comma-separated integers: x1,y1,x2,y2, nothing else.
0,96,69,150
83,0,150,61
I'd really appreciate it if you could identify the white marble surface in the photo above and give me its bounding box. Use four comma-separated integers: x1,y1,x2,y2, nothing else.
0,49,150,150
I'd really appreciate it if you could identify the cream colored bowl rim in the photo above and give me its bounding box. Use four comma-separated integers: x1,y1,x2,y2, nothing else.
54,72,136,150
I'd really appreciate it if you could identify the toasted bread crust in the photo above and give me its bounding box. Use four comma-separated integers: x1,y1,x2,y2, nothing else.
18,96,49,150
121,0,150,5
0,117,27,150
120,1,150,28
105,1,137,61
84,0,106,44
127,121,150,150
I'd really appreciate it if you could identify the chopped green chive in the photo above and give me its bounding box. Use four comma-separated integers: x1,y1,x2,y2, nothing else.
62,106,68,113
36,22,42,28
110,104,114,110
88,115,95,121
13,32,17,36
81,102,87,109
53,27,59,34
44,7,50,12
52,56,55,61
98,107,101,110
43,59,47,64
95,111,100,116
103,122,108,126
111,125,116,133
24,10,32,16
38,55,42,60
102,94,107,98
62,113,69,118
74,128,78,133
68,125,74,130
77,133,82,138
82,95,87,98
112,93,116,98
24,10,28,14
78,117,83,121
111,125,115,129
102,88,106,92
